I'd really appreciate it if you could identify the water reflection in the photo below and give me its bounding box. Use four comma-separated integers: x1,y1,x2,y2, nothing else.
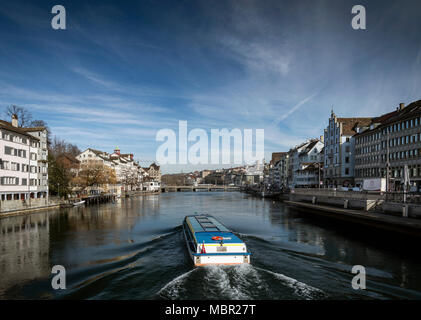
0,212,51,297
264,200,420,297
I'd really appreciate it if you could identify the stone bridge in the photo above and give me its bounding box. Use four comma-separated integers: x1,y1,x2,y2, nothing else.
161,185,240,192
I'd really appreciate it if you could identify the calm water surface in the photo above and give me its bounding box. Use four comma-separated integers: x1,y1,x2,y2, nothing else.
1,192,421,299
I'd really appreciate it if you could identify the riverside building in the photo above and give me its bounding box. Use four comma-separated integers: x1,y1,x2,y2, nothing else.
277,152,290,189
0,114,48,201
76,147,161,193
354,100,421,191
323,111,372,188
267,152,287,189
292,139,324,188
287,139,324,188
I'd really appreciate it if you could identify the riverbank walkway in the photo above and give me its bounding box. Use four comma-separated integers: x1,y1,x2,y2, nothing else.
285,200,421,237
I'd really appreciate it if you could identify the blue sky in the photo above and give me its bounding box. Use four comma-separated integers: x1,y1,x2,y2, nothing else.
0,0,420,173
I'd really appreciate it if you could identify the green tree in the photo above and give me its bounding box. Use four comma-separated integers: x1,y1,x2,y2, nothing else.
48,154,72,198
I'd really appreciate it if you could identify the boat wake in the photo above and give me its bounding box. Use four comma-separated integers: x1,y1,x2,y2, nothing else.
156,269,197,299
157,264,326,300
253,266,325,300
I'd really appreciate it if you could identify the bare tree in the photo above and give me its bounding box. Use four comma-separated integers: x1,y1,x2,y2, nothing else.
30,119,47,127
50,136,81,157
120,167,140,190
50,137,67,157
4,105,33,127
73,162,117,189
3,105,52,142
66,143,81,157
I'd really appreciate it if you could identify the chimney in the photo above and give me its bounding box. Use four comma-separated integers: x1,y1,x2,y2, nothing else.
399,103,405,110
11,114,18,127
114,147,120,155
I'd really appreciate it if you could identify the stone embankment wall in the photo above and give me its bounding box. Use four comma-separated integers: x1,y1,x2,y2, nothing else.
0,198,60,214
289,189,421,218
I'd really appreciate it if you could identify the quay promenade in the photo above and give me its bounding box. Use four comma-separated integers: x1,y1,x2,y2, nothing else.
285,200,421,238
288,188,421,218
242,187,421,237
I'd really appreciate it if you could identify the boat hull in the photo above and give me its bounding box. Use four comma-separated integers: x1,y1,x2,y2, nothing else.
192,253,250,266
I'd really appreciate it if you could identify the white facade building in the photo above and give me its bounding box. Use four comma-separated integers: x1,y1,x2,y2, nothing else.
0,115,48,201
289,139,324,188
244,160,264,185
76,147,149,194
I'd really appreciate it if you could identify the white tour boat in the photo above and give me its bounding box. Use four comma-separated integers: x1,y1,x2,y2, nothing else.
182,214,251,266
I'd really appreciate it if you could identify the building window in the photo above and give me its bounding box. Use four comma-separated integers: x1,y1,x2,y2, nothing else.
0,177,19,185
0,160,9,170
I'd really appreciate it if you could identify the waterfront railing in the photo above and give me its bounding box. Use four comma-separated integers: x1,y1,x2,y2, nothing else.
291,188,421,203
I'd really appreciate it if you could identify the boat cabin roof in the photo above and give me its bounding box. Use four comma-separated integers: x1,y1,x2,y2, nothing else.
185,215,245,245
186,215,230,232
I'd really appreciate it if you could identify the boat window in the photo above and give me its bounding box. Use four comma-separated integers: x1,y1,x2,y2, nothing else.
184,223,197,251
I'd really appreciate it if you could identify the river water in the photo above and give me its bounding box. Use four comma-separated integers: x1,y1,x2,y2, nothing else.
1,192,421,300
